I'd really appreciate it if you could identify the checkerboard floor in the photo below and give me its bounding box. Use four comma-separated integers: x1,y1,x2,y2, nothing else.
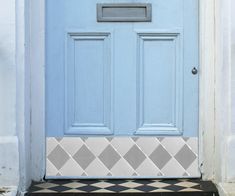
27,179,218,196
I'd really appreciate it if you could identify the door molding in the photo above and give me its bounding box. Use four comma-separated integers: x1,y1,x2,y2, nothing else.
25,0,219,181
135,31,183,136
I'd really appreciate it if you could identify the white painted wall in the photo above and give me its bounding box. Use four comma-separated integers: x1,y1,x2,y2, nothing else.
0,0,19,188
217,1,235,195
231,0,235,134
16,0,32,192
225,0,235,183
0,0,15,136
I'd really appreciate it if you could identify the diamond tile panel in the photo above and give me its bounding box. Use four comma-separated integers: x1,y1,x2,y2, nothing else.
46,137,199,178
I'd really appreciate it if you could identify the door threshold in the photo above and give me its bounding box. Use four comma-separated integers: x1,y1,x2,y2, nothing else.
26,179,218,196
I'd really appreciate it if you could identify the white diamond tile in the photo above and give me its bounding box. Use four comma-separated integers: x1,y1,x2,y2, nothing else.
63,182,87,188
86,137,110,156
110,158,135,176
175,181,199,188
111,137,135,155
60,137,84,156
47,138,59,155
186,159,200,177
63,189,86,193
179,188,202,192
148,181,170,188
121,189,143,193
120,181,143,188
92,181,114,188
186,138,198,154
85,158,109,176
59,158,84,176
46,159,60,176
136,137,160,156
136,158,160,176
151,189,173,192
92,189,115,193
161,158,185,176
161,137,186,156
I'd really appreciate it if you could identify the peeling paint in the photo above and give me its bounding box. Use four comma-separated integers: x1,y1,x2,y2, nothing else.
0,187,9,195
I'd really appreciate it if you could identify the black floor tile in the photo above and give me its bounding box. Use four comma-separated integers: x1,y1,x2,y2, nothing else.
27,179,218,196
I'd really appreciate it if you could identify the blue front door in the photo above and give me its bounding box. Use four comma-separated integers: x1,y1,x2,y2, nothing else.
46,0,200,178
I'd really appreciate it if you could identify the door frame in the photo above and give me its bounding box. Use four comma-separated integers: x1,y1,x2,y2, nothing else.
25,0,222,181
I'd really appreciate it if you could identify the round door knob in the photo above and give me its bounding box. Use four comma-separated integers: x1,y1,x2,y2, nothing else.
192,67,198,75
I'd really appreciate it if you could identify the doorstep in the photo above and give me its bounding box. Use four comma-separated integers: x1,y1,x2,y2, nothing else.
26,179,218,196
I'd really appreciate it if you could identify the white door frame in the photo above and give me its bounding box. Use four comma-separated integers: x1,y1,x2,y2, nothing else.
20,0,228,183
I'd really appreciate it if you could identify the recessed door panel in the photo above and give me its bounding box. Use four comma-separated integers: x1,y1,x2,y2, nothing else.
65,33,112,135
136,32,183,135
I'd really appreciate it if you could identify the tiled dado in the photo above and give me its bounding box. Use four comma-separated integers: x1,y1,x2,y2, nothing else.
46,137,200,178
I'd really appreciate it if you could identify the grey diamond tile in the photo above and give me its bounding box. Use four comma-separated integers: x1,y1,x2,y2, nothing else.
157,137,165,142
47,145,70,170
81,137,88,142
183,137,190,142
123,145,146,169
132,137,139,142
183,172,189,176
73,145,96,169
98,145,121,169
149,145,171,169
132,172,138,176
106,137,113,142
158,172,163,176
174,144,197,169
82,172,87,176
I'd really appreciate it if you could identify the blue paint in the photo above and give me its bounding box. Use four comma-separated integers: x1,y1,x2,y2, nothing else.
135,31,183,136
46,0,199,137
65,32,113,135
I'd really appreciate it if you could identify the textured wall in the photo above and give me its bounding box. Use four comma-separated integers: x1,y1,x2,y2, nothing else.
226,0,235,183
0,0,19,188
231,0,235,134
0,0,16,136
